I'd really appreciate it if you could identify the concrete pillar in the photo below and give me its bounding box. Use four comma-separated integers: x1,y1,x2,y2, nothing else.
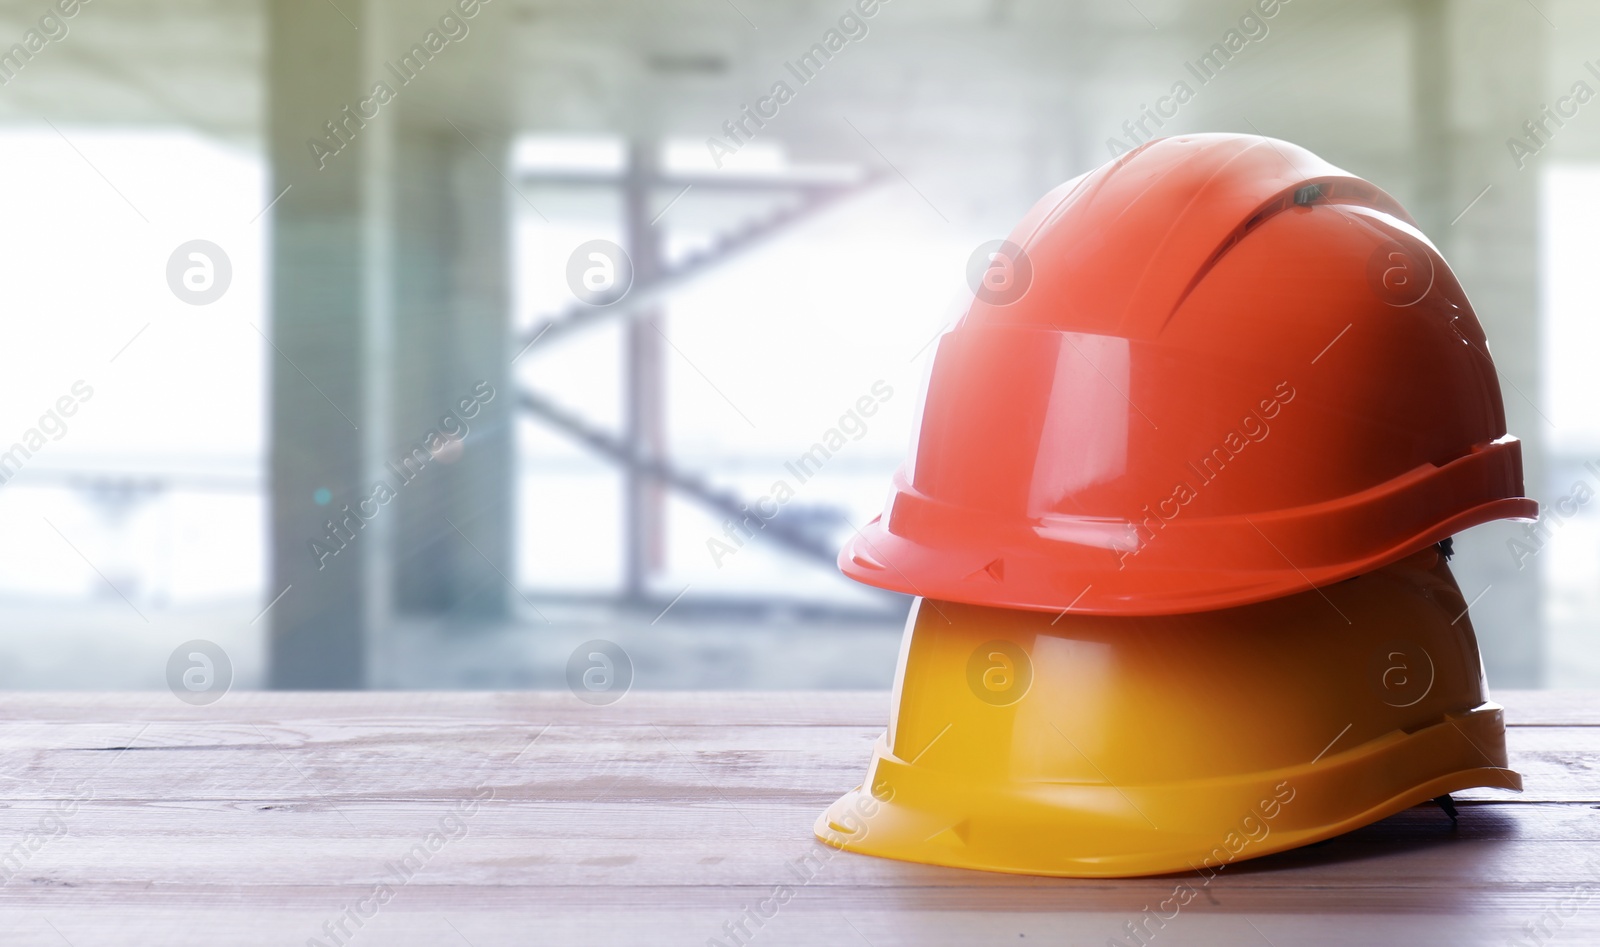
265,0,390,687
1410,0,1452,238
1409,0,1546,686
267,1,515,686
389,124,515,618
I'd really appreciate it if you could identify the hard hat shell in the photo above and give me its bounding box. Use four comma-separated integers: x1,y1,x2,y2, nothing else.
841,133,1536,615
816,547,1519,877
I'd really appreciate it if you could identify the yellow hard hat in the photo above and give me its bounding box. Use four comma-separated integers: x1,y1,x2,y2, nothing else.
815,546,1520,877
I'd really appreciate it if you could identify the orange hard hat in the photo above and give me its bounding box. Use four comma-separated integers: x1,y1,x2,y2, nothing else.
843,133,1536,615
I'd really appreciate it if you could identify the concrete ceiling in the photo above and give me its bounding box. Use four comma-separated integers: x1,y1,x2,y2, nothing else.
0,0,1414,156
2,0,1577,231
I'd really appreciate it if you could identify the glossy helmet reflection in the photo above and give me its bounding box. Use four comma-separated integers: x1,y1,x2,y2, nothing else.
841,133,1536,615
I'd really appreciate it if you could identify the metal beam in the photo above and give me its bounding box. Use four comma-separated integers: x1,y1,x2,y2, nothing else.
621,141,667,600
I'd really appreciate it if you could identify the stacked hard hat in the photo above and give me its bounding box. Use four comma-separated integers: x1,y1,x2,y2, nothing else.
816,133,1536,877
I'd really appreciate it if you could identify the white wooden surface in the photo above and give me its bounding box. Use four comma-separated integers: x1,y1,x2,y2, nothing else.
0,690,1595,946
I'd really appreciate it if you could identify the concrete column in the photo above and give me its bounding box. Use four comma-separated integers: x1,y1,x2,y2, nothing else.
265,0,389,688
267,0,514,683
389,124,514,618
1410,0,1452,238
1410,0,1546,686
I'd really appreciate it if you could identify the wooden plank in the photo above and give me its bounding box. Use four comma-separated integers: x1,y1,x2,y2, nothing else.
2,905,1590,947
0,688,1581,727
1,723,1595,802
0,691,1594,946
0,691,894,727
3,812,1600,889
1498,689,1600,726
0,688,1583,728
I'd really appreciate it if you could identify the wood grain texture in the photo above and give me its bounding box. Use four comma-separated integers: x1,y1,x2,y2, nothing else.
0,690,1595,946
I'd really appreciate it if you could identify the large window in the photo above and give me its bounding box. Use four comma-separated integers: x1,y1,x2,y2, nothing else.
1540,164,1600,686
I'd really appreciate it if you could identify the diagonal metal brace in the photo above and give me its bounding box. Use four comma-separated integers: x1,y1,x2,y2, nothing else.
518,387,841,565
514,173,886,351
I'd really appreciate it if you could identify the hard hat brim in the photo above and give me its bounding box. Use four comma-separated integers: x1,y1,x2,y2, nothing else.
816,706,1519,878
841,440,1534,616
819,552,1521,877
